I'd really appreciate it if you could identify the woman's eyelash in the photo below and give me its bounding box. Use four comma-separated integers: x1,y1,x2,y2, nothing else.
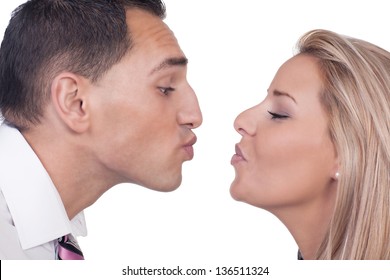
267,111,289,120
158,87,175,95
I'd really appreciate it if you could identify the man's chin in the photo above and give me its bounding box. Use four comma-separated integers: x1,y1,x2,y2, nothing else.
142,174,183,193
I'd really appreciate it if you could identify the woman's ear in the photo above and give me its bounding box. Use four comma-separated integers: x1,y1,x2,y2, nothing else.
330,155,340,181
51,73,90,133
332,171,340,181
330,143,340,181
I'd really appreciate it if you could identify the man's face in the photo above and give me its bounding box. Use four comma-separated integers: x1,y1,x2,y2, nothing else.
88,9,202,191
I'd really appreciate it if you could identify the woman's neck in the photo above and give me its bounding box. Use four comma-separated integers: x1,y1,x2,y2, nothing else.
268,185,337,260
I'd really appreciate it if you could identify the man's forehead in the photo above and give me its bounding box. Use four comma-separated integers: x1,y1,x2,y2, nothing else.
125,8,169,38
123,8,186,75
126,8,180,51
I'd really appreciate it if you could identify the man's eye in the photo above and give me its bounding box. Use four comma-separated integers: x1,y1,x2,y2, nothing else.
267,111,289,120
158,87,175,96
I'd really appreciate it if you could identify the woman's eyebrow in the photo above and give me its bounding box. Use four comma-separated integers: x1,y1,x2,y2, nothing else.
271,89,298,104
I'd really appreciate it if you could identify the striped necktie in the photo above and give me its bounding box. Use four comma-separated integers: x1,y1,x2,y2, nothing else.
56,234,84,260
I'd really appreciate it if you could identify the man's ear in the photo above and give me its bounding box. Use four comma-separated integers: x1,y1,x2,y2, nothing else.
51,73,90,133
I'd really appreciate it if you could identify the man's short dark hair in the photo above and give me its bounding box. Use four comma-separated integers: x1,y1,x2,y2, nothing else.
0,0,166,130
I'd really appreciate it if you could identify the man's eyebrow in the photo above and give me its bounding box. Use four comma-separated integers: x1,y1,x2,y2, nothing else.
271,89,298,104
149,57,188,75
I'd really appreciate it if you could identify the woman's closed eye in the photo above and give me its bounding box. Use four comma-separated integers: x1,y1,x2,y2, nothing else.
268,110,289,120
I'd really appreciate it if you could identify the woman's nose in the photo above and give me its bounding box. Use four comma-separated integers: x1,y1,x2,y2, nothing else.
234,105,259,137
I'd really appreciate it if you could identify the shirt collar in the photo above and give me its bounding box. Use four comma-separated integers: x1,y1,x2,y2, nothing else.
0,123,87,250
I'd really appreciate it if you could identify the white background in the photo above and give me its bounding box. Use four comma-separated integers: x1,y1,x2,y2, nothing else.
2,0,390,278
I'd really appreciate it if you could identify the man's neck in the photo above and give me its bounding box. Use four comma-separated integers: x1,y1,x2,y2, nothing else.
21,125,116,220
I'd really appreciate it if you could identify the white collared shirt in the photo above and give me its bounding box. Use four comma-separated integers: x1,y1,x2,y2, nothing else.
0,123,87,259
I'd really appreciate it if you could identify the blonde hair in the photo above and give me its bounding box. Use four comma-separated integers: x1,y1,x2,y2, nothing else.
296,29,390,259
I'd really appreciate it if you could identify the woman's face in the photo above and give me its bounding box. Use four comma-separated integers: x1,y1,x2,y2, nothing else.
231,54,338,211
